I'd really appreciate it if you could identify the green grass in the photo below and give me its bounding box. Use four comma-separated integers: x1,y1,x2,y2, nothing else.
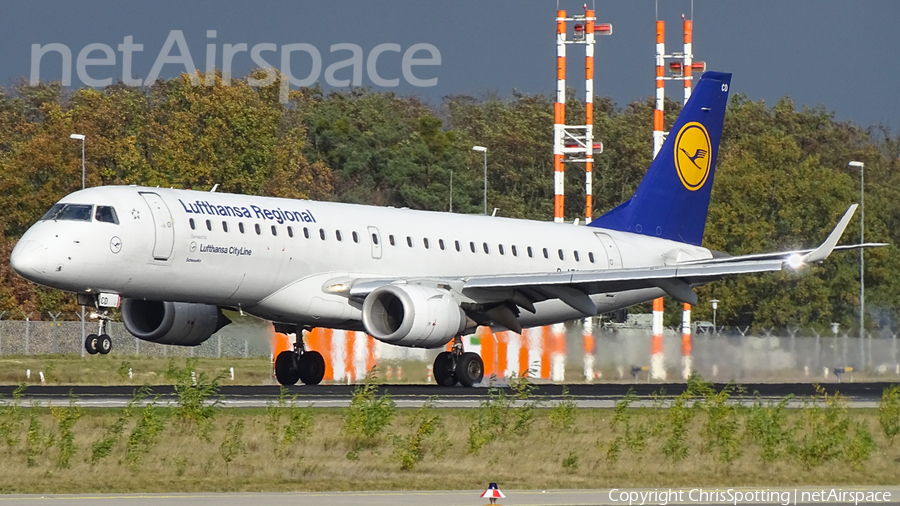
0,355,433,386
0,380,899,494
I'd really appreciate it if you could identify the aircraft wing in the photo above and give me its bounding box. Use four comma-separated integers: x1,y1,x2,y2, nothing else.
338,205,883,333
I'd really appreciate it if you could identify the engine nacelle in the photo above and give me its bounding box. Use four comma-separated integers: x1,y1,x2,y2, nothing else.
121,299,231,346
361,284,466,348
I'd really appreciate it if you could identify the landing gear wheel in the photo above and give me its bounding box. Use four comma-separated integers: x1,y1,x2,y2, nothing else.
274,351,301,386
433,351,457,386
298,351,326,385
85,334,99,355
97,334,112,355
455,352,484,387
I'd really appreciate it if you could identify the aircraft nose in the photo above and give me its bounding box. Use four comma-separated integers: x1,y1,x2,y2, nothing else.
10,240,48,278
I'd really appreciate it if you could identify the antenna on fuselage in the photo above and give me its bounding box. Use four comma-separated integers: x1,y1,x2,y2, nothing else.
210,184,219,192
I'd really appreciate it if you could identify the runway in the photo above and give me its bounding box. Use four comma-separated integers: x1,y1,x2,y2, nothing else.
0,382,891,408
0,488,897,506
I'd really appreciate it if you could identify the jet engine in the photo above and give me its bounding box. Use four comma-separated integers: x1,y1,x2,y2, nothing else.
121,299,231,346
361,285,466,347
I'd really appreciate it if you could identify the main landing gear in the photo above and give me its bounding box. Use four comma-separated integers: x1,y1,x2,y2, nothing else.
85,311,112,355
274,336,326,386
432,335,484,387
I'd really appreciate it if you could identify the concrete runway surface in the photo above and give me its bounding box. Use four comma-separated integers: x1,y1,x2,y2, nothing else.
0,383,890,409
1,488,898,506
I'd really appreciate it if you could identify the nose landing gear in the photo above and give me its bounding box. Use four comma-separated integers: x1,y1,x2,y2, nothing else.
432,335,484,387
274,335,325,386
85,311,112,355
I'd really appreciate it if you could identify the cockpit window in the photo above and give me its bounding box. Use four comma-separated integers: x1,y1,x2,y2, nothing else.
95,206,119,224
41,204,65,221
41,204,93,222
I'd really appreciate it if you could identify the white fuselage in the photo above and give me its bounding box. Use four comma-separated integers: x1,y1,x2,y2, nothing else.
12,186,713,335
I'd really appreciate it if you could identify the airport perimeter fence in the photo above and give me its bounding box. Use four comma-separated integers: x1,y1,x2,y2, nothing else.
0,319,899,382
0,320,267,359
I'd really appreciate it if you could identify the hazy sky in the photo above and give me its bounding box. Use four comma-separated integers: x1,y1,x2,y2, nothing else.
2,1,897,128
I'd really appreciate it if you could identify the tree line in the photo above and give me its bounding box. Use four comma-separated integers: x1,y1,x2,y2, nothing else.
1,71,897,331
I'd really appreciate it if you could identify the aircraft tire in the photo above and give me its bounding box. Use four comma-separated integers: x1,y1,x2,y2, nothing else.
433,351,456,386
274,351,301,386
98,334,113,355
85,334,99,355
299,351,326,385
455,352,484,387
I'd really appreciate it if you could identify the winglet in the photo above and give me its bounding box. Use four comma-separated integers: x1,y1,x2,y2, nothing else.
798,204,858,264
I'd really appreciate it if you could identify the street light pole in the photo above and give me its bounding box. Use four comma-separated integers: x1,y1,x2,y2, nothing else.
710,299,719,333
71,133,86,355
70,134,85,190
849,161,865,366
472,146,487,215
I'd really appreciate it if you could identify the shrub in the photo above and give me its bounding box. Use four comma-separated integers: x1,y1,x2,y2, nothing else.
266,386,314,457
125,395,167,468
343,370,395,459
219,419,245,474
392,397,442,470
877,385,900,445
50,393,82,468
746,395,793,463
0,384,26,449
549,386,577,431
171,358,225,441
90,387,147,464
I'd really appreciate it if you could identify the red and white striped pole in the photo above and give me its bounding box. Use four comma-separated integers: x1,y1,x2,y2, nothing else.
683,17,693,105
651,297,666,380
583,317,595,381
554,10,567,223
584,9,595,223
681,303,692,380
653,20,665,159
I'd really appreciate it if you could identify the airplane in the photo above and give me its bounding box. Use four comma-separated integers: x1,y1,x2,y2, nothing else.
9,72,880,387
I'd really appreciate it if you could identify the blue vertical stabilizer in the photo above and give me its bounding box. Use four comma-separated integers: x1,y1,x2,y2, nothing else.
589,72,731,246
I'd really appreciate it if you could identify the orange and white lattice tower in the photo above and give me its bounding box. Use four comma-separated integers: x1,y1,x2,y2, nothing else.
553,5,611,224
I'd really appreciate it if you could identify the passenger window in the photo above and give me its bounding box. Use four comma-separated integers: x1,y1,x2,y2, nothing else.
271,225,278,236
511,245,518,256
255,224,261,235
558,249,565,260
574,251,580,262
389,235,396,246
423,238,430,249
527,246,534,258
352,231,359,243
498,244,505,255
95,206,119,224
222,221,229,233
407,237,413,248
206,220,212,231
319,229,326,240
336,230,342,241
189,218,196,230
372,233,379,245
589,252,595,263
303,227,309,239
483,242,490,254
239,222,245,234
287,226,293,237
455,240,461,252
439,239,445,250
470,242,476,253
543,248,549,259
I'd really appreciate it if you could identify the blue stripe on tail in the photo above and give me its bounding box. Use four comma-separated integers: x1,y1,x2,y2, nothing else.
588,71,732,246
